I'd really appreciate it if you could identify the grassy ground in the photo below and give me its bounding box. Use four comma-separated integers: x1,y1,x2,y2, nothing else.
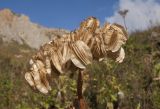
0,26,160,109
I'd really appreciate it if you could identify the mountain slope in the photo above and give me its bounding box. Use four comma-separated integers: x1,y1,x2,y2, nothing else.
0,9,69,49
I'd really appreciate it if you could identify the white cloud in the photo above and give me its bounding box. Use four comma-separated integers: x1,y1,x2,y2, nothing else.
106,0,160,32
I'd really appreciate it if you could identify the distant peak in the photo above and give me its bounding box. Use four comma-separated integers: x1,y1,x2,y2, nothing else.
0,8,30,23
0,8,22,17
0,8,13,14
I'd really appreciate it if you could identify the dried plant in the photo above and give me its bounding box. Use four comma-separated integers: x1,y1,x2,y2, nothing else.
24,17,128,108
118,9,129,30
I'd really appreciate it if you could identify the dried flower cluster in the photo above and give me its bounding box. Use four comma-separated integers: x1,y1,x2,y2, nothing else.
25,17,128,94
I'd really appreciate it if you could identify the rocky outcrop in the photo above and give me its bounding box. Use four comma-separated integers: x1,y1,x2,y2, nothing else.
0,9,69,49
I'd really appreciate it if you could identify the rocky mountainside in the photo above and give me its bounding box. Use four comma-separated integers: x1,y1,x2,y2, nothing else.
0,9,69,49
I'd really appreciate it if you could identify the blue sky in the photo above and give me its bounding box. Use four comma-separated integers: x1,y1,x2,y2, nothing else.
0,0,118,30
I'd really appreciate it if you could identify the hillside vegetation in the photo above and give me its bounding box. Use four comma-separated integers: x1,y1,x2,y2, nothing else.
0,27,160,108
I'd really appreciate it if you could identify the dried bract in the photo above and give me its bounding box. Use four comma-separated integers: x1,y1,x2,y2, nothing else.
25,17,128,94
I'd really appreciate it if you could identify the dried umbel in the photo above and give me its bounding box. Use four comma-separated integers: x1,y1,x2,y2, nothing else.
25,17,128,94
